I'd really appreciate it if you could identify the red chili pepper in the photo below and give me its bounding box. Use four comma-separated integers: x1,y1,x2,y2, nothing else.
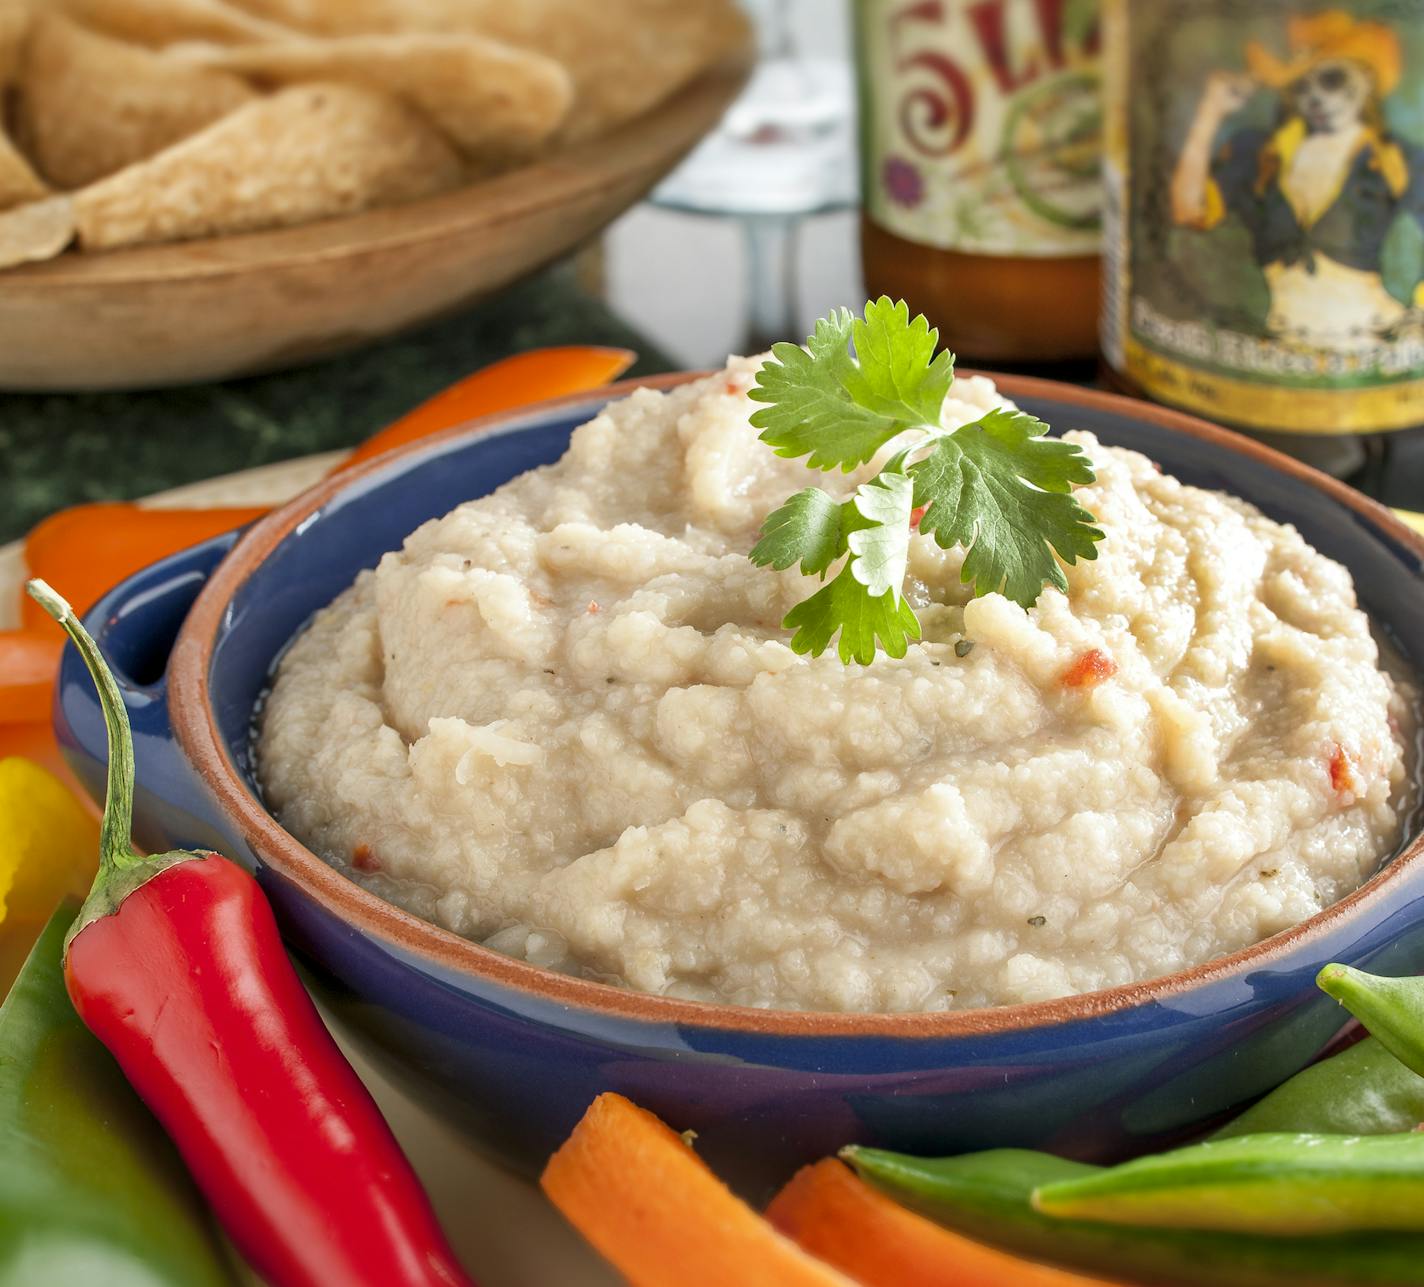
27,580,474,1287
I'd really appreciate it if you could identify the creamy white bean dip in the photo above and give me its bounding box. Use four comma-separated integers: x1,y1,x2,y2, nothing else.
258,362,1419,1012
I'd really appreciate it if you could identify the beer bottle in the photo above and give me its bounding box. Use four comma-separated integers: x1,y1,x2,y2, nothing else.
853,0,1103,370
1101,0,1424,479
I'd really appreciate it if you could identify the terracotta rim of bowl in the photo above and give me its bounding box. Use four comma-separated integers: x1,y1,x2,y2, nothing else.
169,372,1424,1037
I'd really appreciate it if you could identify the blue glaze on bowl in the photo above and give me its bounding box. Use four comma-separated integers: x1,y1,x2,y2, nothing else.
55,383,1424,1195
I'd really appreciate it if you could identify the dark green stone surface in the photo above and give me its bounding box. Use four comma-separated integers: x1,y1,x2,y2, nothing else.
0,265,671,545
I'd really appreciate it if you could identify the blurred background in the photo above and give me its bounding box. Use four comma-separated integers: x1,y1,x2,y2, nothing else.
604,0,858,365
2,0,1421,549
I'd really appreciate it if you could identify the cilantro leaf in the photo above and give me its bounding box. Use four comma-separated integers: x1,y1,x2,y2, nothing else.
783,564,922,665
748,297,953,472
911,409,1104,607
846,297,954,429
747,300,1104,664
963,407,1097,492
749,487,846,577
846,469,915,600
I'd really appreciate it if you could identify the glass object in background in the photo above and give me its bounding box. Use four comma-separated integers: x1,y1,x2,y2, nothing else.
1100,0,1424,480
854,0,1103,369
652,0,856,352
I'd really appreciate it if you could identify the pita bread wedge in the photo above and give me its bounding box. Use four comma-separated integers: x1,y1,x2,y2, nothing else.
0,3,29,85
50,0,292,46
0,7,49,210
74,83,465,252
15,15,257,189
467,0,752,141
225,0,751,139
180,32,572,164
0,126,47,210
221,0,454,34
0,195,74,269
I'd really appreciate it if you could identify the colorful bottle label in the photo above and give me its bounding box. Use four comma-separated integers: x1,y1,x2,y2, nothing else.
1102,0,1424,434
855,0,1103,257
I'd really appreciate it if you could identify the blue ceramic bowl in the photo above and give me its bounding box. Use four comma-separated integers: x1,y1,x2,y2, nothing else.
55,375,1424,1196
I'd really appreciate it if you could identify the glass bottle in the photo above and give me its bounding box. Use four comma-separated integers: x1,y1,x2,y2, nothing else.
1100,0,1424,479
853,0,1103,369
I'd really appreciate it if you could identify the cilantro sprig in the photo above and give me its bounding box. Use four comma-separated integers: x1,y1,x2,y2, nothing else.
748,298,1104,664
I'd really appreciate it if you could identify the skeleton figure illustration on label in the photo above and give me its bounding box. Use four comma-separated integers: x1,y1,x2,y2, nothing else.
1103,2,1424,433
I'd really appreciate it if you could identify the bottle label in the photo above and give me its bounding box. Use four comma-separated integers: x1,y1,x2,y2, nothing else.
856,0,1103,257
1103,0,1424,433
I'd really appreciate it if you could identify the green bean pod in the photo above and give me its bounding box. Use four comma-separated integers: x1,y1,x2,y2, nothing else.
1033,1131,1424,1234
1212,1036,1424,1139
1319,966,1424,1079
845,1145,1424,1286
0,903,237,1287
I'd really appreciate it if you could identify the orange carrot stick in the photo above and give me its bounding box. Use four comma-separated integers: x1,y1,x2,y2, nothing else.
541,1094,854,1287
767,1159,1123,1287
21,504,266,630
337,345,637,472
0,631,63,725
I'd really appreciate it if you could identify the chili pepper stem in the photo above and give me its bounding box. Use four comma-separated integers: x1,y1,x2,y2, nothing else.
25,578,196,950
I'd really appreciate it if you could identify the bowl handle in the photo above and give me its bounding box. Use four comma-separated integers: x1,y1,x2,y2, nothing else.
54,531,242,858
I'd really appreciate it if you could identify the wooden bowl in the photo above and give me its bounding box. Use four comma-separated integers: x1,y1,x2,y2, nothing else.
0,53,750,392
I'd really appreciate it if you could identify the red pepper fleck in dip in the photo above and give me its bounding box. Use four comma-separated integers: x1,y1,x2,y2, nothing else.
1330,744,1359,799
351,844,381,873
1062,648,1117,689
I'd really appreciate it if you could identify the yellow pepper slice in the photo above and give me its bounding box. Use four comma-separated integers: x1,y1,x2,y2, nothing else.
0,756,98,994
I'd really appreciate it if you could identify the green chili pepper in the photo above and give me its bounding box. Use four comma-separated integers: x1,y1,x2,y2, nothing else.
1033,1131,1424,1234
1319,965,1424,1080
845,1145,1424,1286
1212,1036,1424,1139
0,901,238,1287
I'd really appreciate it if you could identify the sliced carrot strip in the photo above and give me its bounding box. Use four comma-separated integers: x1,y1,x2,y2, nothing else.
0,631,63,725
541,1094,854,1287
21,504,266,630
337,345,637,472
767,1159,1122,1287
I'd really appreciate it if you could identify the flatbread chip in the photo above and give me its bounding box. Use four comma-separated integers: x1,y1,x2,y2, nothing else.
0,195,74,270
49,0,292,46
74,82,465,251
0,7,48,211
14,15,257,189
0,6,43,210
0,126,47,210
180,32,572,164
221,0,464,33
224,0,751,139
468,0,752,141
0,3,29,84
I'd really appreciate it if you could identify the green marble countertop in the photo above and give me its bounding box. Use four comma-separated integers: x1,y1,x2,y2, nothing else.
0,265,671,546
